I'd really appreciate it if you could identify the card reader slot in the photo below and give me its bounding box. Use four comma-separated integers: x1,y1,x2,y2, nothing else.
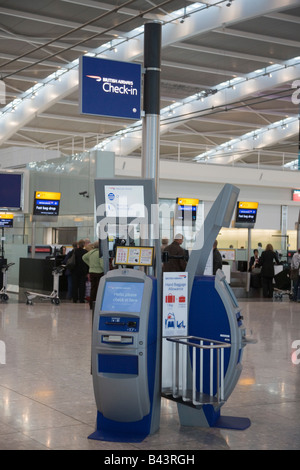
105,321,126,326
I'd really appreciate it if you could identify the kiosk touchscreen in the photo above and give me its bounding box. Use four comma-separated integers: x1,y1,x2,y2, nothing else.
89,269,160,442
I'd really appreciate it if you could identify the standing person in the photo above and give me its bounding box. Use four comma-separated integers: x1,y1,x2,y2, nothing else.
291,249,300,302
161,237,169,253
82,241,104,309
259,243,280,298
249,249,260,271
63,242,77,300
162,234,187,272
213,240,222,275
72,239,88,303
249,248,261,288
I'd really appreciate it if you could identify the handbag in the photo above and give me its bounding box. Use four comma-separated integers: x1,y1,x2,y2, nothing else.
252,267,261,275
290,268,299,280
65,251,76,270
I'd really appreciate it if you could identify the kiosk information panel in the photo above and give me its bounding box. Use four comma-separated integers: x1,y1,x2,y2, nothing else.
89,269,160,442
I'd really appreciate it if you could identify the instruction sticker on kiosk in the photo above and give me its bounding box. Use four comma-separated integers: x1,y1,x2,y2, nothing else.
115,246,154,266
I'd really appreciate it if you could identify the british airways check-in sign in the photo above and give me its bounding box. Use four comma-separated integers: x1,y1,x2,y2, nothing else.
79,56,142,120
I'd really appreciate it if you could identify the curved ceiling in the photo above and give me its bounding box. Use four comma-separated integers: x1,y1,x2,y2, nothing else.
0,0,299,169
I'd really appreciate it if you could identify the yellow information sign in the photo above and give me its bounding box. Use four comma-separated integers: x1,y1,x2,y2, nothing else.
177,197,199,206
0,213,14,219
35,191,61,200
237,201,258,209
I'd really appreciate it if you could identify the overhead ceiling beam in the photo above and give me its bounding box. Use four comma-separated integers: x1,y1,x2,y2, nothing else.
102,60,300,156
1,0,299,149
0,6,120,36
194,117,299,165
171,42,286,65
214,27,300,49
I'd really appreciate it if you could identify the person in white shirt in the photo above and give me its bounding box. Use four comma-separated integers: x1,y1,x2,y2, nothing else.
291,249,300,302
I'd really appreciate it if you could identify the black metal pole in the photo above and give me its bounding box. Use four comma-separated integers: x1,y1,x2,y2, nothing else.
142,22,162,195
143,22,161,116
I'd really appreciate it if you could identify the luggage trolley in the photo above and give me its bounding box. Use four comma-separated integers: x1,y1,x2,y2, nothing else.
25,263,65,305
273,269,293,301
0,262,15,302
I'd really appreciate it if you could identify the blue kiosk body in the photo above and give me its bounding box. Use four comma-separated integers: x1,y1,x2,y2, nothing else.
162,184,251,430
88,269,160,442
90,180,251,442
182,272,249,429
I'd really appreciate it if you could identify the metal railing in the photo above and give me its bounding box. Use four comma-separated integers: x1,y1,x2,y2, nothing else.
165,336,231,406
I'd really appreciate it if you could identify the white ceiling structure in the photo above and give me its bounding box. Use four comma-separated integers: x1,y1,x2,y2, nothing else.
0,0,300,169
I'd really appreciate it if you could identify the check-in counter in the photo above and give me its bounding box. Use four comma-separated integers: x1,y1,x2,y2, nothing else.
19,258,67,293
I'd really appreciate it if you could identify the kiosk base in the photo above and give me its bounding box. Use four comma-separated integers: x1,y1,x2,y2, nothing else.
215,415,251,431
177,403,251,430
88,411,151,443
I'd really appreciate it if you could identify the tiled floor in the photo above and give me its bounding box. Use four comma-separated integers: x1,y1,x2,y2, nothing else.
0,292,300,450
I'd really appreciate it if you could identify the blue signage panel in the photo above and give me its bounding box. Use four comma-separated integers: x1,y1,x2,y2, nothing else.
79,56,142,120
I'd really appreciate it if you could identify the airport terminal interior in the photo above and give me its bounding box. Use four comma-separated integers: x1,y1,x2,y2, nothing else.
1,0,300,451
0,294,299,450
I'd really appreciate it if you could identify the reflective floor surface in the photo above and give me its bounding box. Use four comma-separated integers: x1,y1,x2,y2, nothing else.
0,294,300,450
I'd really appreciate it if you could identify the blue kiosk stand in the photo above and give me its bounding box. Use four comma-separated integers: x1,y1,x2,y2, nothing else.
89,180,251,442
162,184,251,430
89,178,162,442
88,269,160,442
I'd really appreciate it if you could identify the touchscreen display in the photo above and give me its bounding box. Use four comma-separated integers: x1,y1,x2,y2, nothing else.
101,281,144,313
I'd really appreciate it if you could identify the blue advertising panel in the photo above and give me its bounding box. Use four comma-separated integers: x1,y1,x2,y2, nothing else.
79,56,142,120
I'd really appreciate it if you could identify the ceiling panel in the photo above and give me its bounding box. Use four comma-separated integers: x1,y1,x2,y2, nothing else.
0,0,299,169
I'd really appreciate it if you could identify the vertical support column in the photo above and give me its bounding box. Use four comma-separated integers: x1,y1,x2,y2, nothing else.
297,210,300,249
281,205,288,253
141,23,162,436
142,22,161,197
246,227,251,292
298,113,300,170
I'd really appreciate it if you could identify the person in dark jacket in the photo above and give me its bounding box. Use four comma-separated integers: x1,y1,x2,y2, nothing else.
162,234,187,272
72,239,88,303
213,240,222,275
63,241,77,300
259,243,280,298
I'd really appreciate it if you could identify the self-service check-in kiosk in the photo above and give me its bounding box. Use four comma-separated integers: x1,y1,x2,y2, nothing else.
88,269,160,442
89,178,162,442
162,184,251,430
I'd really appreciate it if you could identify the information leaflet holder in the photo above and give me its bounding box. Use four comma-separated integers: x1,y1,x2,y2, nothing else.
89,178,161,442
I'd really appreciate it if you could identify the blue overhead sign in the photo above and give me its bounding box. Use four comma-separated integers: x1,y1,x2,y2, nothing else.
79,56,142,120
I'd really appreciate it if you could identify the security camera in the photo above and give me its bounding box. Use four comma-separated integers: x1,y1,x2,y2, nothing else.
79,191,89,198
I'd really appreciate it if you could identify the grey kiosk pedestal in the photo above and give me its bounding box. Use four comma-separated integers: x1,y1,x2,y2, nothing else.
89,178,162,442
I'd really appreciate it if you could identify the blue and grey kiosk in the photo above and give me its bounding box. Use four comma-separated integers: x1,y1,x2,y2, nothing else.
89,180,251,442
162,184,251,430
89,178,162,442
88,269,160,442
